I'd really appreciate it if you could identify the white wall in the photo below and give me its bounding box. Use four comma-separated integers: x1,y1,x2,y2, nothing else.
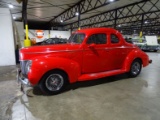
28,30,71,43
0,8,16,66
15,22,24,46
28,30,49,43
50,30,70,39
14,23,71,45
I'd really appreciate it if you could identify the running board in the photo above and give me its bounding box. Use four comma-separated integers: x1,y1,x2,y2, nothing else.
78,69,126,81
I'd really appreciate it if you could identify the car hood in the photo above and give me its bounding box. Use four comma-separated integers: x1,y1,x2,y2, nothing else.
20,44,82,60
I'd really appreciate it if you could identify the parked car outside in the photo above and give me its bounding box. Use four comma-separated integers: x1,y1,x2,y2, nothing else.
35,38,67,45
18,28,152,95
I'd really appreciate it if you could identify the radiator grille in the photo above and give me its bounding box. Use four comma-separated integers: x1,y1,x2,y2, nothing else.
20,61,27,76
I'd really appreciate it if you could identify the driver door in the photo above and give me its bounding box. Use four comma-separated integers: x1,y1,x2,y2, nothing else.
82,33,110,74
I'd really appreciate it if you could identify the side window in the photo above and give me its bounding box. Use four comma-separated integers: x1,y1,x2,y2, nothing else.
68,33,85,44
87,34,107,44
73,34,85,43
111,34,119,44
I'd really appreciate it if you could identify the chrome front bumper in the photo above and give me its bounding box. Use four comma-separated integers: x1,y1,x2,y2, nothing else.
17,68,31,87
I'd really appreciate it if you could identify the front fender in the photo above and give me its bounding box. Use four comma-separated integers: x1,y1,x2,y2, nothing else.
28,56,81,85
122,49,149,72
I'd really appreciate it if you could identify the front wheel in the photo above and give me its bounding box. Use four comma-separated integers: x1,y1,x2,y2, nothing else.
129,59,142,77
39,71,68,95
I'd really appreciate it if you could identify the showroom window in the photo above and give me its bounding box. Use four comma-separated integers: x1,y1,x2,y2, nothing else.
111,34,119,44
87,33,107,44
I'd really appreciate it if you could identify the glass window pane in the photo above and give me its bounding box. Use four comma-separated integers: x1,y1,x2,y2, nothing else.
68,33,85,44
87,34,107,44
111,34,119,44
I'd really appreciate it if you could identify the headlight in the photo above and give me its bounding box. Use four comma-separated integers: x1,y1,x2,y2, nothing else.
25,60,32,74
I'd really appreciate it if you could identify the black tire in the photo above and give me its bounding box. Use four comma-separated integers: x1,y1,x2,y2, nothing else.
39,70,68,95
154,50,157,52
129,59,142,77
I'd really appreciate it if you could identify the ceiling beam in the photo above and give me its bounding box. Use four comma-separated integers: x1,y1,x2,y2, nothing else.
63,0,160,31
49,0,119,24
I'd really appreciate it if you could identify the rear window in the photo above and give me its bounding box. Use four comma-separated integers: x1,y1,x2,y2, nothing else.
111,34,119,44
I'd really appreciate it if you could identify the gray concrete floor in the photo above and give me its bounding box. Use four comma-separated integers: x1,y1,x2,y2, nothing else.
0,52,160,120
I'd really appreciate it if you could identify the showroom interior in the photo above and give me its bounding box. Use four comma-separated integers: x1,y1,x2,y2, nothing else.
0,0,160,120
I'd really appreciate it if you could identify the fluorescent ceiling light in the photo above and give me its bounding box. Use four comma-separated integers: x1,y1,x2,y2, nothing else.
13,17,16,19
75,12,79,16
60,20,63,23
8,4,14,8
109,0,114,2
145,21,148,24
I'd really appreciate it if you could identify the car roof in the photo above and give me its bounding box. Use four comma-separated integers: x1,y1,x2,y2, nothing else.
75,27,119,34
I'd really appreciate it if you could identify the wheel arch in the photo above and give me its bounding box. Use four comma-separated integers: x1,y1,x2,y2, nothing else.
29,56,81,85
39,68,69,85
122,50,143,72
134,58,142,64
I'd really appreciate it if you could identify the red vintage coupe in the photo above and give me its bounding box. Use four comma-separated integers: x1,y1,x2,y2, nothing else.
18,28,152,94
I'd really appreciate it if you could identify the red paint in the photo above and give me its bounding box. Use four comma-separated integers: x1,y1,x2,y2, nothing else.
19,28,150,86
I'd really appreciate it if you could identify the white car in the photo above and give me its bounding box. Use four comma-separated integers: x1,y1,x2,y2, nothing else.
134,36,160,52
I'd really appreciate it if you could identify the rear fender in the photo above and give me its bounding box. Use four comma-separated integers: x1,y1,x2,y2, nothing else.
28,56,81,85
122,49,146,72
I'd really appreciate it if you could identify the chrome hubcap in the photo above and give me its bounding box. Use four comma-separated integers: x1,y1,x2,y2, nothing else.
45,74,64,91
131,62,140,75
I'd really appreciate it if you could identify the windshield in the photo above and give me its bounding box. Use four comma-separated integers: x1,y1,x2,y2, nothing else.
68,33,85,44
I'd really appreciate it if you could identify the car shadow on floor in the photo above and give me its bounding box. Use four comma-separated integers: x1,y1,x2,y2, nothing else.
31,73,130,96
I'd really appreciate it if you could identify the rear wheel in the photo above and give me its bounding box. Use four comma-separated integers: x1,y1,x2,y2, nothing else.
129,59,142,77
39,71,68,95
